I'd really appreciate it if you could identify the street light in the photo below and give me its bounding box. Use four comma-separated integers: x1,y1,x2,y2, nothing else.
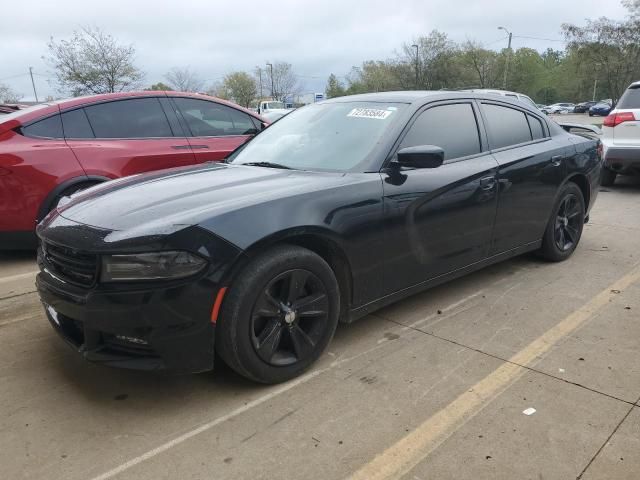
266,62,275,99
412,44,419,89
498,26,513,90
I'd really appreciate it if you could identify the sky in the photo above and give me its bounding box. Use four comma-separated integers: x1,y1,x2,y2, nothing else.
0,0,630,101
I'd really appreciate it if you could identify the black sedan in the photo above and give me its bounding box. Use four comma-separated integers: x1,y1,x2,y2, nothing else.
573,101,597,113
36,92,602,383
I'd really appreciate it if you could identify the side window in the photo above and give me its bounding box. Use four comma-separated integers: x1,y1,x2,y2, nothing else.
481,103,532,149
83,98,173,138
173,98,258,137
22,115,63,139
527,114,545,140
61,109,94,139
399,103,481,160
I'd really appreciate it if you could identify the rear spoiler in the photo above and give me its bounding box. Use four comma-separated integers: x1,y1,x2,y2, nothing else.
557,122,602,138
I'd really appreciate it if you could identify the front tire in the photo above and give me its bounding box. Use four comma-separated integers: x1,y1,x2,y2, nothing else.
217,245,340,384
600,168,617,187
539,183,585,262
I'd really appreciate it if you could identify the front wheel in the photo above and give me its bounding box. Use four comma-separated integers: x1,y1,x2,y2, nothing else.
539,183,585,262
216,245,340,384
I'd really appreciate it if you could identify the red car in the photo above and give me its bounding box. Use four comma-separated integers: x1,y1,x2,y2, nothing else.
0,91,267,248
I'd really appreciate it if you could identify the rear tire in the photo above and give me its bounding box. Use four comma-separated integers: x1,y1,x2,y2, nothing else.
539,183,585,262
600,168,617,187
216,244,340,384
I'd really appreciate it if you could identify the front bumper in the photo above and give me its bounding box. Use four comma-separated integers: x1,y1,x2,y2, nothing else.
37,271,217,373
604,146,640,174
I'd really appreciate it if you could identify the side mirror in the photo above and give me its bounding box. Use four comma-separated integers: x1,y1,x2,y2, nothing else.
261,122,269,131
395,145,444,169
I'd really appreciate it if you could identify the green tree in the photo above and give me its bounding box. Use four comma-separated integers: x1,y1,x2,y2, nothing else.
460,41,500,88
325,74,346,98
146,82,173,91
45,26,144,96
221,72,257,108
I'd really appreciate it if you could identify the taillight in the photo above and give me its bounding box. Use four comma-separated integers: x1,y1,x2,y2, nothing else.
603,112,636,127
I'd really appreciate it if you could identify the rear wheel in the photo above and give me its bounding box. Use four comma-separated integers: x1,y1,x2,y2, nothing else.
216,245,340,384
539,183,585,262
600,168,617,187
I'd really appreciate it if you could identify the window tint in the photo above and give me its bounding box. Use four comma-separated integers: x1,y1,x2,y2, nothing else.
22,115,63,138
527,114,544,140
61,109,94,138
482,104,532,149
84,98,173,138
400,103,481,160
173,98,258,137
618,86,640,109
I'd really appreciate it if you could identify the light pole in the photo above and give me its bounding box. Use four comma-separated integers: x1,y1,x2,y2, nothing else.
498,26,512,90
266,62,274,99
412,44,419,89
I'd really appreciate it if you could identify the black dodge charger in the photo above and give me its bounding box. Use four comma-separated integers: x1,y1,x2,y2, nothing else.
36,92,602,383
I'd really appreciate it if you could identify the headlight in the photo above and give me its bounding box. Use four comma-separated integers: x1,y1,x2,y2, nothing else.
100,251,207,282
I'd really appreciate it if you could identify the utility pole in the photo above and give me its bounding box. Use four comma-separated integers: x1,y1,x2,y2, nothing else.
592,78,598,101
29,67,39,103
256,67,263,99
498,27,512,90
266,62,275,100
412,44,419,89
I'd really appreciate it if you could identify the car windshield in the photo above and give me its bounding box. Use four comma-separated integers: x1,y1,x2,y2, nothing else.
266,102,285,109
230,102,407,171
617,86,640,109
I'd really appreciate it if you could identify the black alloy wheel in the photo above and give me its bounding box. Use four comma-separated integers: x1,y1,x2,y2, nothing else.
216,244,340,384
539,182,585,262
554,193,582,252
250,269,329,366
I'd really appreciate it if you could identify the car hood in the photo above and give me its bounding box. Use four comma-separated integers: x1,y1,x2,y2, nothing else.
56,163,356,238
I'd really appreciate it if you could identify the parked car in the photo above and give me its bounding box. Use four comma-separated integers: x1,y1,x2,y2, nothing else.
574,101,597,113
256,100,291,121
36,91,602,383
588,102,613,117
461,89,538,109
0,91,267,248
542,103,575,114
601,81,640,186
0,104,22,115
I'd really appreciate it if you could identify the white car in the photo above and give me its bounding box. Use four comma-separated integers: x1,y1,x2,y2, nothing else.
462,89,538,109
601,81,640,186
542,103,575,115
256,100,291,122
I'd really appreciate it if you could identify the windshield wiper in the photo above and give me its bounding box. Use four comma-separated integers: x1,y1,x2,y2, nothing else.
241,161,294,170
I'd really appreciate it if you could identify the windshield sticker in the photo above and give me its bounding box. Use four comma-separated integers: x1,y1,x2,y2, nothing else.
347,108,393,120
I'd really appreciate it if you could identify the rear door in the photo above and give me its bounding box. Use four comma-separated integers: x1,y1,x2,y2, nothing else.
62,97,196,178
611,84,640,147
381,101,499,293
479,101,569,255
170,97,259,162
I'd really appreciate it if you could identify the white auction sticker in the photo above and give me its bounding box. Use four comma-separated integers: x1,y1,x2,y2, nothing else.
347,108,393,120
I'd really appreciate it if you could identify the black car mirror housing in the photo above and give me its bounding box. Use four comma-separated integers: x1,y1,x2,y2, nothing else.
395,145,444,169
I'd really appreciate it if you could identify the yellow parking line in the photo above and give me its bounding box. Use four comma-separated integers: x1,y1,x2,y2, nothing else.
347,263,640,480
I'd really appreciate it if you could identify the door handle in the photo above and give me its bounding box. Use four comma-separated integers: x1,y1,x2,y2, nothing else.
550,155,563,167
189,145,210,150
479,176,496,190
171,145,191,150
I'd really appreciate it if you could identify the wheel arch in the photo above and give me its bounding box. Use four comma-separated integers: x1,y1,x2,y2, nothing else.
565,173,591,211
225,228,354,323
37,175,111,223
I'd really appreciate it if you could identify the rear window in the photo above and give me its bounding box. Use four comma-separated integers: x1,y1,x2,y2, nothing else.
482,103,532,149
22,115,63,139
617,86,640,109
84,98,173,138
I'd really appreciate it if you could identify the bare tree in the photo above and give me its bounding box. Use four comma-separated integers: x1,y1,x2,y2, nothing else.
45,26,144,96
0,83,22,103
265,62,300,102
165,67,204,93
460,41,500,88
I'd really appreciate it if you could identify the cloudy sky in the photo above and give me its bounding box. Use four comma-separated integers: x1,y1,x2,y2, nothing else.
1,0,630,101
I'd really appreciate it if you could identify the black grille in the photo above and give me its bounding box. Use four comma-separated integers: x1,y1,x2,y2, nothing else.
43,242,98,287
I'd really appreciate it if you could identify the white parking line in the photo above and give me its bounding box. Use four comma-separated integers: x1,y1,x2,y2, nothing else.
0,271,39,284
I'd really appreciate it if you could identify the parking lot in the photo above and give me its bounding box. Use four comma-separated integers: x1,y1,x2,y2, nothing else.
0,176,639,480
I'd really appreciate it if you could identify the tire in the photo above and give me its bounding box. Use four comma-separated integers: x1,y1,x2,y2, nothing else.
216,244,340,384
600,168,617,187
539,183,585,262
